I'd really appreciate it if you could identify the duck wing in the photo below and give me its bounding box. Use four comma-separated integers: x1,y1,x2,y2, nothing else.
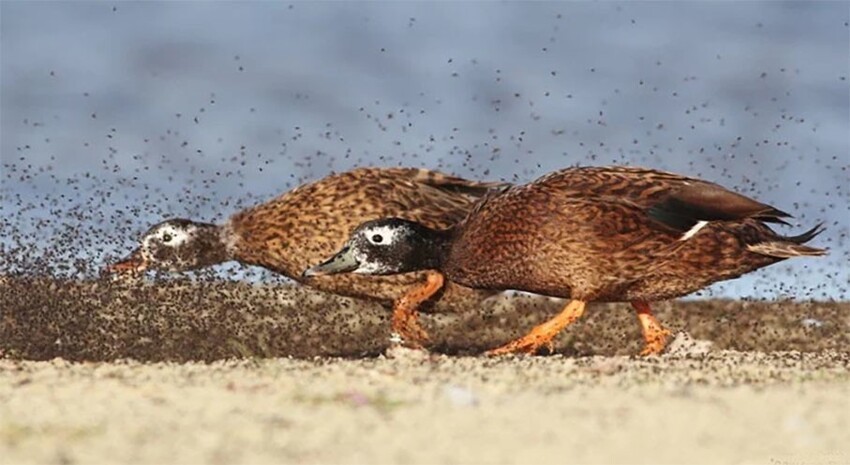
646,181,791,233
543,166,791,234
393,168,512,197
375,168,512,227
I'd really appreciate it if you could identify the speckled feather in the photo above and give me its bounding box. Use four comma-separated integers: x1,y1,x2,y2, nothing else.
443,166,824,302
227,167,509,311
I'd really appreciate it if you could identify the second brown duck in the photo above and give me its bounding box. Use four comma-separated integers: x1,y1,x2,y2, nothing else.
107,167,510,348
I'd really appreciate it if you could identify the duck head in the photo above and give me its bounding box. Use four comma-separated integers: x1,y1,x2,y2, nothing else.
302,218,448,278
106,219,228,274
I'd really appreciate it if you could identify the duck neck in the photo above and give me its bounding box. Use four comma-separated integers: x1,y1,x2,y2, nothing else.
410,224,453,272
191,222,231,268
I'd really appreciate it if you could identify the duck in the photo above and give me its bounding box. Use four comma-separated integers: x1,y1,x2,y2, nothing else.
302,165,826,356
107,167,510,348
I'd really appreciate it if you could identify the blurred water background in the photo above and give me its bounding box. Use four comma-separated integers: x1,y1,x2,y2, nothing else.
1,1,848,300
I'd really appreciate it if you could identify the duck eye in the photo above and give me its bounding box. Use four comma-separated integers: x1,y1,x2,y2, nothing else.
371,234,383,243
162,233,173,243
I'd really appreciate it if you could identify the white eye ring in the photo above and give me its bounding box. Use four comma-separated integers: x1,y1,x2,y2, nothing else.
363,225,397,246
144,224,194,251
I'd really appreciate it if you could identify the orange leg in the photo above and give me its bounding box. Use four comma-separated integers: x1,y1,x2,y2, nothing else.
632,301,671,356
390,271,445,349
487,300,587,356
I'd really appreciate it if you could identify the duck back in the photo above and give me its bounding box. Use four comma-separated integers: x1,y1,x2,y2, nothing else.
443,166,824,302
227,167,509,311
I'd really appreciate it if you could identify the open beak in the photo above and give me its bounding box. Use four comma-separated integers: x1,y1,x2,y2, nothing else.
105,249,148,274
302,246,359,278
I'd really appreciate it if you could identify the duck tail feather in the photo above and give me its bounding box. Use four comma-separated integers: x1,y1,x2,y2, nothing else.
783,222,826,244
757,212,792,226
747,223,827,258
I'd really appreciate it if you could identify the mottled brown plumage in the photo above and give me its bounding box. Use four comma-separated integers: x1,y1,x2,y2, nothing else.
107,167,510,314
444,166,820,302
305,165,826,355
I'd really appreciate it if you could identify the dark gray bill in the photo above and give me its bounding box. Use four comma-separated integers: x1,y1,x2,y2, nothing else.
301,246,359,278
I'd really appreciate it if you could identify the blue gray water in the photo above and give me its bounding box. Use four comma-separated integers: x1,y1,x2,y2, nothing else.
2,1,848,300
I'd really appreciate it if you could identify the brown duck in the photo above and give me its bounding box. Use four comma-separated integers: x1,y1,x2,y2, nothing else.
303,165,826,355
107,167,510,346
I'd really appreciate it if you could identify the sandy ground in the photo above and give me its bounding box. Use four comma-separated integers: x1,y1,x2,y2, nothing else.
1,277,849,464
1,352,849,465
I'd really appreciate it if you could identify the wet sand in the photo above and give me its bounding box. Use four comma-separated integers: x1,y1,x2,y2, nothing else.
1,277,849,464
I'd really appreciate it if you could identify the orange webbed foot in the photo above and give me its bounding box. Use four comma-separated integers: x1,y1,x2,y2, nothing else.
486,300,586,357
390,308,430,350
638,328,672,356
485,330,556,356
632,301,671,356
